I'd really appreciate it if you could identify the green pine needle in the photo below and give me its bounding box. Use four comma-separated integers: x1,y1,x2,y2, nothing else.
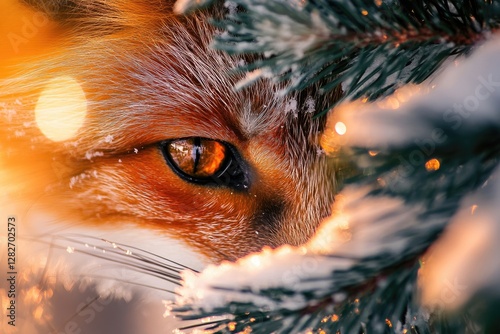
207,0,500,115
171,1,500,333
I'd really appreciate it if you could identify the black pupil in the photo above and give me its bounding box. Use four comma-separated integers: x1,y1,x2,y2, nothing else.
192,137,201,174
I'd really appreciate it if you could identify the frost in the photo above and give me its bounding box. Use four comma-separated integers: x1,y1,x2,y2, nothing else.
14,130,25,137
163,300,174,318
305,96,315,114
69,176,78,189
177,246,348,312
224,1,237,15
176,185,433,313
85,151,104,160
68,171,98,189
1,107,17,123
333,37,500,149
237,58,246,67
104,134,114,143
284,98,298,117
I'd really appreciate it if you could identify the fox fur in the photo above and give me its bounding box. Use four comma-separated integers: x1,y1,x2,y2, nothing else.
0,0,340,333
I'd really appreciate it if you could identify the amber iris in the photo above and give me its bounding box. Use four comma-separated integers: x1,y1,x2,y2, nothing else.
167,138,227,178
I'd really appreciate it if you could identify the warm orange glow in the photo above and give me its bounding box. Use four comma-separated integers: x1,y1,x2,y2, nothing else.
307,197,352,254
249,254,262,267
335,121,347,135
0,0,61,78
425,158,440,171
199,140,226,176
386,97,400,110
168,139,227,177
35,76,87,142
420,217,492,309
33,306,44,320
25,286,43,304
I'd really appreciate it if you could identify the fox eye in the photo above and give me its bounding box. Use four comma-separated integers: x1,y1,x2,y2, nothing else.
160,138,250,190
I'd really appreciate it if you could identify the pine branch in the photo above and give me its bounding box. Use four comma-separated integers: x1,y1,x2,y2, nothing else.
173,175,484,332
172,29,500,334
171,1,500,332
177,0,500,115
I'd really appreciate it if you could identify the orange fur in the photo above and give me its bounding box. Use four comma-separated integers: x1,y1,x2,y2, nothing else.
1,0,339,263
0,2,344,332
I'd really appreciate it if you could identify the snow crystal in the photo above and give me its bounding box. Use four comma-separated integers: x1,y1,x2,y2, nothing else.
305,96,315,114
85,151,104,160
104,134,114,143
1,107,17,123
69,176,78,189
224,1,237,15
14,130,25,137
284,98,298,117
177,245,353,312
68,171,98,189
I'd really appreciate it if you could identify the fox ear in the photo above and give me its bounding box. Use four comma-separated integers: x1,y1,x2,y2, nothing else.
20,0,177,35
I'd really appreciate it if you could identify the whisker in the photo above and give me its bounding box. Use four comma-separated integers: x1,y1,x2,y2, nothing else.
53,248,184,285
43,274,180,295
179,319,227,331
54,234,198,273
22,234,193,286
100,238,200,273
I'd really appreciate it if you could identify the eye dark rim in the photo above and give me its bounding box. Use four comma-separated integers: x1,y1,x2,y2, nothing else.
159,138,251,191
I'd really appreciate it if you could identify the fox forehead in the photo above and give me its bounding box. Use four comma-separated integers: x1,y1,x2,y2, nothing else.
1,0,337,263
63,26,291,157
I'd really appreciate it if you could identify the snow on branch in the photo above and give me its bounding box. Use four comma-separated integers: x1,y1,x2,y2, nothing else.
172,32,500,334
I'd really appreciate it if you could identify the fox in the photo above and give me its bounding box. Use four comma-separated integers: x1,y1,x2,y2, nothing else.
0,0,340,333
